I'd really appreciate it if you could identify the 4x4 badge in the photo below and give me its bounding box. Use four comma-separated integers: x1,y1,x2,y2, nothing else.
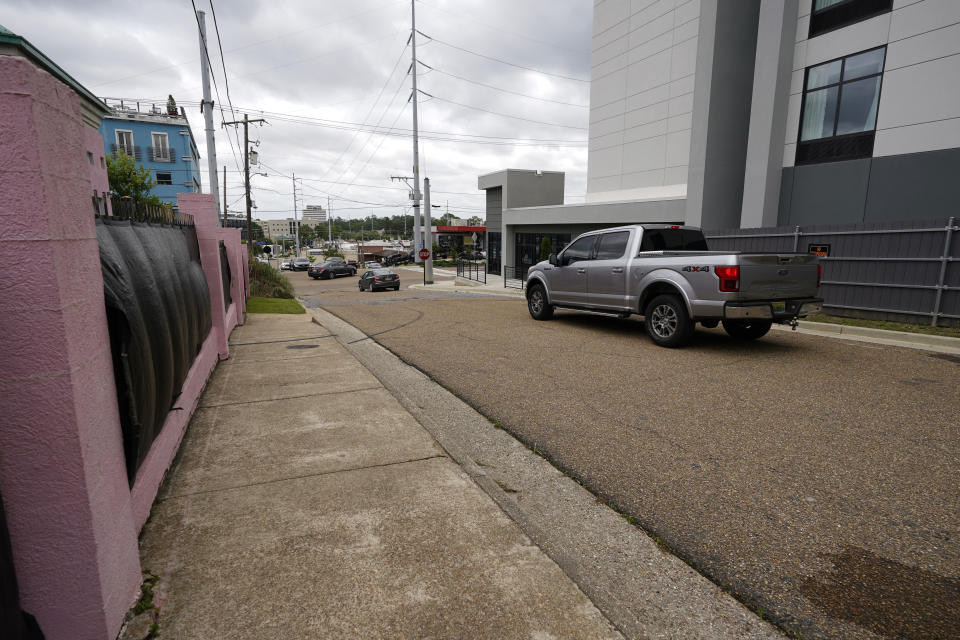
682,265,710,272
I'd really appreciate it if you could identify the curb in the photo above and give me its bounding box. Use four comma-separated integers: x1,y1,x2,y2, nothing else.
772,320,960,353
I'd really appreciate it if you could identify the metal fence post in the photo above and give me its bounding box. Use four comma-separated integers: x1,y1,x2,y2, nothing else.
793,226,800,252
931,216,956,327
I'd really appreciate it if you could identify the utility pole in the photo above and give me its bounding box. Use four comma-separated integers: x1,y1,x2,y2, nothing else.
423,177,433,284
223,114,266,253
196,10,220,223
327,195,332,243
390,175,415,250
410,0,422,262
292,173,301,257
222,165,227,223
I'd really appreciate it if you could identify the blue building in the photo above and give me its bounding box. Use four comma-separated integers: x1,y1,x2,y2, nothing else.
99,98,201,207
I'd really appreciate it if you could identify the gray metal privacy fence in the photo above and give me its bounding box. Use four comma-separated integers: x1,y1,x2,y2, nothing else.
706,217,958,326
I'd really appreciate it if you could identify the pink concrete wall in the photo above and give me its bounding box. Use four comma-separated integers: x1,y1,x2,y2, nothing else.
129,332,219,529
129,195,247,530
0,56,247,639
84,126,111,214
0,54,140,639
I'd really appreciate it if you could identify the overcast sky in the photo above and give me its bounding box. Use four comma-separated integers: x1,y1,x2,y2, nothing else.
7,0,593,222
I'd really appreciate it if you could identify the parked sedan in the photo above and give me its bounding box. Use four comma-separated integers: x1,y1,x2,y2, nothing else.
291,257,311,271
358,268,400,291
308,260,357,279
363,262,383,269
279,259,292,270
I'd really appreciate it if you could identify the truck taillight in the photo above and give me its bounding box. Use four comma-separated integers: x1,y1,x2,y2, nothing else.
716,265,739,292
817,264,822,288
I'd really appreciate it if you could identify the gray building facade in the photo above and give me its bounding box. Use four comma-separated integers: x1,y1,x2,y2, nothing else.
480,0,960,275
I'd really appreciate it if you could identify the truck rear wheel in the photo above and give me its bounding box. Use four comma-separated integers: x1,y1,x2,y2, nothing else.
527,284,554,320
644,294,693,347
722,319,772,340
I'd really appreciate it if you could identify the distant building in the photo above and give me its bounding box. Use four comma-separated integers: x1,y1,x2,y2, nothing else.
302,205,327,225
262,218,301,240
99,99,201,207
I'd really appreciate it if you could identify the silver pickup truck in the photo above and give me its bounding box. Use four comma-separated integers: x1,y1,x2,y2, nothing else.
525,224,823,347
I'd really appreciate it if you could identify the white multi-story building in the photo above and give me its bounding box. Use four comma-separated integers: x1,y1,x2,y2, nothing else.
302,205,327,225
480,0,960,273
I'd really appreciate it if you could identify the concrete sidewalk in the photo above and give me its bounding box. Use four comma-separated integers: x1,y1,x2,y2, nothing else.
124,313,622,639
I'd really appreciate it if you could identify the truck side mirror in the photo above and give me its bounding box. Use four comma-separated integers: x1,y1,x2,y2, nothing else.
549,253,558,266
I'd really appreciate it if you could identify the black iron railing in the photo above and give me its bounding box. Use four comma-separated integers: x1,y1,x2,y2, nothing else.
504,265,527,290
456,258,487,284
97,195,195,227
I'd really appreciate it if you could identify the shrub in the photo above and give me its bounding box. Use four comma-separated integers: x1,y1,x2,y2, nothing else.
248,258,295,299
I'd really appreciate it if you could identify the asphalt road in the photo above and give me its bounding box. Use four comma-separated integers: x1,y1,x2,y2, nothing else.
293,270,960,640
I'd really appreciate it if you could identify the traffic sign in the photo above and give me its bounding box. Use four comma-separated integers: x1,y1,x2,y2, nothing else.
418,248,430,260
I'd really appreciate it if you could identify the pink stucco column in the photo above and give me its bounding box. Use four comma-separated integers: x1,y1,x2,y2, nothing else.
0,55,140,639
177,193,230,358
220,226,246,328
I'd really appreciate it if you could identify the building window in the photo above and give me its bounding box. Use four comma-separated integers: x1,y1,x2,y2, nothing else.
151,132,170,161
115,130,134,156
156,172,173,185
809,0,892,38
797,47,885,165
87,151,94,165
100,156,106,169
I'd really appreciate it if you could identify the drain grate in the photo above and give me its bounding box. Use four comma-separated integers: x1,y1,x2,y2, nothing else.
287,344,320,350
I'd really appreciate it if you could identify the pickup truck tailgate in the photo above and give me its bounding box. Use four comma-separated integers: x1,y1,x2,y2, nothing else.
738,254,819,300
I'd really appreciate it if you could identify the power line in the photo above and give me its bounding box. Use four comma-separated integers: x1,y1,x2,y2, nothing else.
413,0,590,58
99,97,587,147
316,38,410,185
418,31,590,83
420,62,588,108
420,90,587,130
207,0,244,167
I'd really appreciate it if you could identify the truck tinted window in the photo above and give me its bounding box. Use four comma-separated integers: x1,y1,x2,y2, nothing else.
639,229,708,252
595,231,629,260
562,235,595,263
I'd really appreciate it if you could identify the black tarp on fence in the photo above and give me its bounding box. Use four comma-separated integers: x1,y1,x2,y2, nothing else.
219,241,232,311
97,217,211,484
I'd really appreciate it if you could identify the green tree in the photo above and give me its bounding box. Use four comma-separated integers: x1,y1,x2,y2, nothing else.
166,94,178,116
540,237,552,261
467,216,483,226
299,223,316,245
106,151,166,206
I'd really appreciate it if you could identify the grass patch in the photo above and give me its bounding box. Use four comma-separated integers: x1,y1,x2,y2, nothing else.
249,259,295,299
806,313,960,338
247,297,305,314
133,572,159,615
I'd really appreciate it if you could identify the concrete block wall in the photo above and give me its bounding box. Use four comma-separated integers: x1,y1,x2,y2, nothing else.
0,53,246,639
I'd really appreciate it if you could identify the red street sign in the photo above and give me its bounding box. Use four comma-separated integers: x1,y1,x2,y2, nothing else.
418,248,430,260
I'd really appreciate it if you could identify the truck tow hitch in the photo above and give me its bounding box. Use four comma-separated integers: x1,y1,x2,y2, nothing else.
788,317,799,331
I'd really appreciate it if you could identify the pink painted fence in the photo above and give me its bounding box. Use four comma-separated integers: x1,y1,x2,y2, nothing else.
0,53,247,640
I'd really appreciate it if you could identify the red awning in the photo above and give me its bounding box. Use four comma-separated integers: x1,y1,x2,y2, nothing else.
437,226,485,232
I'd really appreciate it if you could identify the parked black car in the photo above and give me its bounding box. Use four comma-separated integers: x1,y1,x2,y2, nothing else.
291,257,310,271
358,268,400,291
384,252,414,266
309,260,356,279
